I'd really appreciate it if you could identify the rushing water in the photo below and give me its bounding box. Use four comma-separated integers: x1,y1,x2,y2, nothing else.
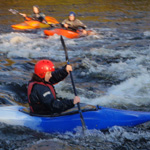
1,0,150,149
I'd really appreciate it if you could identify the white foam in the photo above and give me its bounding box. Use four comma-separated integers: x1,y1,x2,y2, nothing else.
90,73,150,106
0,30,102,60
144,31,150,37
0,32,65,60
89,47,135,57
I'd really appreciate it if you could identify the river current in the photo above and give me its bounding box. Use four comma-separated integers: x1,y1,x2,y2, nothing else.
1,0,150,149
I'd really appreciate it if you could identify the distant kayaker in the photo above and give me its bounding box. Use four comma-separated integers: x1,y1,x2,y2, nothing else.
20,5,46,23
62,12,87,35
28,59,80,115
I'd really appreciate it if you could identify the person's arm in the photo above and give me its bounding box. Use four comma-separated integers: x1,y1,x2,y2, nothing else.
50,65,72,85
19,13,32,21
36,84,75,113
75,19,87,29
51,99,75,113
51,96,80,113
50,66,68,84
62,19,68,25
61,19,70,28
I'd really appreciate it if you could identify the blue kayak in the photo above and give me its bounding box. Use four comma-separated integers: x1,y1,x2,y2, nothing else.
0,104,150,133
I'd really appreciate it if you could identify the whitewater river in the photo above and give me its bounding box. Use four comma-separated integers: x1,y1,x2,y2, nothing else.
1,0,150,149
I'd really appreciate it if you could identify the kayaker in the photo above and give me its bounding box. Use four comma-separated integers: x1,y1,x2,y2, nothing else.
20,5,46,23
62,12,87,35
28,59,80,115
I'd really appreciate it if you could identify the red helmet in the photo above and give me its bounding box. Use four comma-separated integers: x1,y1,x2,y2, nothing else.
34,60,55,78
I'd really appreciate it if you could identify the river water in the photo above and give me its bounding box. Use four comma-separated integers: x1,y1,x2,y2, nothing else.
1,0,150,149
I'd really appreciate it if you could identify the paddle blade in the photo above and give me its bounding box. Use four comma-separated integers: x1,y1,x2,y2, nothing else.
60,36,69,61
9,9,19,15
45,16,59,24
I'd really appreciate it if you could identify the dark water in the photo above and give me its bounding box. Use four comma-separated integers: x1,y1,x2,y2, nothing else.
1,0,150,149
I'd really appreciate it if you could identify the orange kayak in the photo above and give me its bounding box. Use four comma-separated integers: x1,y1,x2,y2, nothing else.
44,28,80,39
44,28,94,39
11,16,59,30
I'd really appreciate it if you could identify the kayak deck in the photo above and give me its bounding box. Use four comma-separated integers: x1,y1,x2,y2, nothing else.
19,104,97,117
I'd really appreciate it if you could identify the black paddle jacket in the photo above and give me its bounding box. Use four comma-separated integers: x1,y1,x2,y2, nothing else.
28,66,74,115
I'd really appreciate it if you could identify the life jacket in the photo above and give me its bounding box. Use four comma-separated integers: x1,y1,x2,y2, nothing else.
28,81,56,113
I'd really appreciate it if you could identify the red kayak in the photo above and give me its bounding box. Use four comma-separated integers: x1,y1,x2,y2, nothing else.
44,28,93,39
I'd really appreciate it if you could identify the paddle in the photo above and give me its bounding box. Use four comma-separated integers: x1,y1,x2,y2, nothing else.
8,9,59,24
49,22,77,32
60,36,86,132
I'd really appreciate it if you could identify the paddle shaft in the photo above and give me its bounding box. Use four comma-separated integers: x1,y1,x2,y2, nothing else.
60,36,86,131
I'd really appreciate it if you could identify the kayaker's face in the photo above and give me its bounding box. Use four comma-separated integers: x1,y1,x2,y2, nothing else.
44,71,52,82
69,15,75,21
33,7,39,14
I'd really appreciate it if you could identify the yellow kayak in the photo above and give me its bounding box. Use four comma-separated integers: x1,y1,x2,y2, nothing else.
11,16,59,30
